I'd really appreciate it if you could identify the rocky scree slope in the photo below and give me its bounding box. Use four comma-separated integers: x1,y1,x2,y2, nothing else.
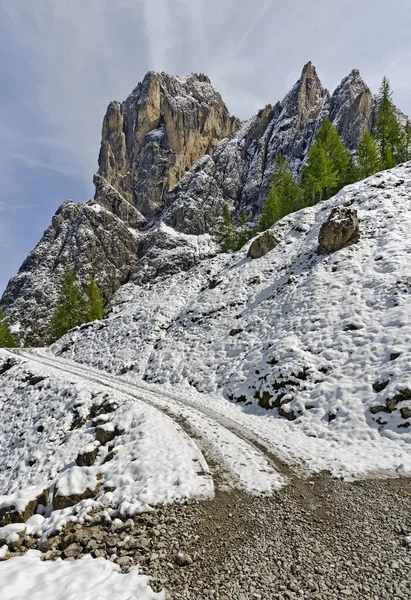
0,64,392,343
54,163,411,471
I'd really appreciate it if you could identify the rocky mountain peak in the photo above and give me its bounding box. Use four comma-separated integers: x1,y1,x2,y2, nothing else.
96,71,240,218
2,63,409,345
329,68,373,149
283,61,330,129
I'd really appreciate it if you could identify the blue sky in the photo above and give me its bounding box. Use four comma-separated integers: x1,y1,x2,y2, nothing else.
1,0,411,295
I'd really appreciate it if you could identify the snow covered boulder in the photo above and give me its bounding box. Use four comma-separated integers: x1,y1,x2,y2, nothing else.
247,229,280,259
53,467,102,511
318,206,359,254
0,489,49,526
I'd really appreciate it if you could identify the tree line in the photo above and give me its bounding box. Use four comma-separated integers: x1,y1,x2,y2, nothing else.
217,77,411,251
0,268,104,348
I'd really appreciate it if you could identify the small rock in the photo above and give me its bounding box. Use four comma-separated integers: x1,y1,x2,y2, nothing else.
62,543,82,559
175,551,193,567
116,555,134,568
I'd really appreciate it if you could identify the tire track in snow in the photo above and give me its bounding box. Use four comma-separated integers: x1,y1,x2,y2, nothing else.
8,349,284,495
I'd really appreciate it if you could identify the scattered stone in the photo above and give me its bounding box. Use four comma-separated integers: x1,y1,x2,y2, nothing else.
62,543,82,559
175,551,193,567
0,358,18,375
95,424,124,446
40,536,60,553
372,380,389,393
400,406,411,419
116,555,134,568
76,443,100,467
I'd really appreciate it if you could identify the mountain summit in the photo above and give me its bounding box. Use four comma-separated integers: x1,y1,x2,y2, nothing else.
0,64,398,343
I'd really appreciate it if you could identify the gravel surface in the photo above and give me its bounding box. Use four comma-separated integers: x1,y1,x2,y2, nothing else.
4,473,411,600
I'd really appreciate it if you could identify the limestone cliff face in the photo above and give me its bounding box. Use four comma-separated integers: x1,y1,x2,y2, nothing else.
329,69,373,150
96,72,239,217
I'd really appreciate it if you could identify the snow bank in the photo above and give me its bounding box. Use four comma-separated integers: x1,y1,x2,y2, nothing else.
0,550,163,600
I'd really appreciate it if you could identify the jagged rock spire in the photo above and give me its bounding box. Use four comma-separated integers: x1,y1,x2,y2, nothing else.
96,72,240,218
329,68,373,150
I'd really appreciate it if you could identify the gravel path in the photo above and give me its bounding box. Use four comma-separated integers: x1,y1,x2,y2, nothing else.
5,474,410,600
3,350,411,598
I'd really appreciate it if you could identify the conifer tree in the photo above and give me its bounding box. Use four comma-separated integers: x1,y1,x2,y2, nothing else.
236,211,252,250
0,309,16,347
355,130,381,179
259,184,280,231
302,118,350,204
399,121,411,162
85,274,104,322
216,203,237,252
315,118,351,190
302,144,339,205
51,267,86,341
373,77,402,169
260,155,303,230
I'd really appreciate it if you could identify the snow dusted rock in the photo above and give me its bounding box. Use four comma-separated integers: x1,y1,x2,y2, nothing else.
53,467,102,511
328,69,373,150
0,489,49,526
75,442,100,467
317,206,360,254
247,229,280,259
96,71,239,218
129,223,218,285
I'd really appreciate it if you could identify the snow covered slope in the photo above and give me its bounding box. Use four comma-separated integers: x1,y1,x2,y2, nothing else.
53,162,411,477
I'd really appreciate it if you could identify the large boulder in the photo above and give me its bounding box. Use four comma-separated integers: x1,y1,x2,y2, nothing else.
318,206,360,254
247,230,280,259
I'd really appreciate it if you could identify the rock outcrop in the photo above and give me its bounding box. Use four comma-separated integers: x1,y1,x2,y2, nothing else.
161,63,374,235
96,72,239,218
329,69,373,150
1,199,142,344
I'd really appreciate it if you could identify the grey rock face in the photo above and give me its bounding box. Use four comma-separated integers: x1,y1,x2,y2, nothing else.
129,224,218,286
329,69,373,151
247,229,280,259
317,206,360,254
